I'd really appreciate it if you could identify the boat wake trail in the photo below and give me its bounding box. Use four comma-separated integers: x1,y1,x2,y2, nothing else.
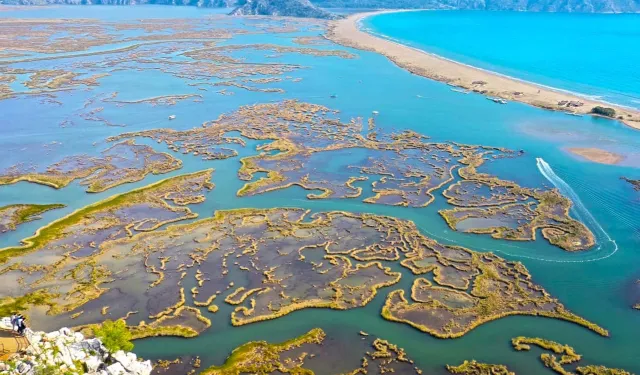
293,159,618,263
532,158,618,262
420,159,619,264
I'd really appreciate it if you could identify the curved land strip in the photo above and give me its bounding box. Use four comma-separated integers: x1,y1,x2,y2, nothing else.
439,153,594,252
512,337,632,375
0,204,64,234
0,140,182,193
76,306,212,342
326,11,640,131
621,177,640,191
201,328,423,375
447,360,514,375
0,170,214,329
115,100,593,251
103,93,203,106
382,251,607,338
0,204,605,340
567,148,624,165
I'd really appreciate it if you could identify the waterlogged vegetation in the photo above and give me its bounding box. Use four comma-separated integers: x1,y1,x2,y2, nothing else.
200,328,424,375
0,170,214,323
0,140,182,193
448,336,634,375
590,106,616,118
93,319,135,352
511,337,632,375
447,360,515,375
0,203,64,234
439,155,595,251
115,100,594,251
0,169,213,263
0,205,606,346
0,9,633,375
0,100,606,372
621,177,640,192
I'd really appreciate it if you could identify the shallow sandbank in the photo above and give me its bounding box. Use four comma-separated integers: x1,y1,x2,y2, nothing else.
326,11,640,131
567,147,624,165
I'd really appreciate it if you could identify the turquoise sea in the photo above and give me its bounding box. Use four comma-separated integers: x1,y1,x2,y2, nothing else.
0,6,639,374
365,11,640,109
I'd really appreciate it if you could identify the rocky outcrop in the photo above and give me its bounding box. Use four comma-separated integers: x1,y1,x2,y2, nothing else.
0,327,151,375
229,0,337,18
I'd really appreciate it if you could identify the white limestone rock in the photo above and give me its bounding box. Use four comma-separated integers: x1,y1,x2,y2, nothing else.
31,334,42,344
59,327,72,337
69,344,87,362
1,320,153,375
55,340,74,367
106,362,127,375
128,360,152,375
73,332,84,343
15,362,31,375
85,355,102,372
44,330,60,341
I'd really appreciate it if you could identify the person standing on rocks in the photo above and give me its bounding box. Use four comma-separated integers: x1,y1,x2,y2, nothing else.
10,313,18,331
16,315,26,336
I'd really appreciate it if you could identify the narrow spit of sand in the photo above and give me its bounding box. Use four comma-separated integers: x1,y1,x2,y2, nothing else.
326,10,640,131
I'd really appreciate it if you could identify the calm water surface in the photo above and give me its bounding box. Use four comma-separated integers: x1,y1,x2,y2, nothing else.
0,6,639,374
366,11,640,108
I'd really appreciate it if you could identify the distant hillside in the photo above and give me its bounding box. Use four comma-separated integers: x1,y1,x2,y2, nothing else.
230,0,336,18
311,0,640,12
0,0,236,5
1,0,639,13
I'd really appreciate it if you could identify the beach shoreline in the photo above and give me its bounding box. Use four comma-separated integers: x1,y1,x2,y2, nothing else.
326,10,640,131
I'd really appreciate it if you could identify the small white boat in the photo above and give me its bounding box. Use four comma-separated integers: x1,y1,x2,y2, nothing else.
451,88,470,94
372,110,379,115
487,97,507,104
566,112,583,117
168,115,176,120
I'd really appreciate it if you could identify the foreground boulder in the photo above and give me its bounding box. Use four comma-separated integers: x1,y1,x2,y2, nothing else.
0,325,151,375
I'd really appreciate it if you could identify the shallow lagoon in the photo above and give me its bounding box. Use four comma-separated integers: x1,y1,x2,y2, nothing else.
0,6,639,374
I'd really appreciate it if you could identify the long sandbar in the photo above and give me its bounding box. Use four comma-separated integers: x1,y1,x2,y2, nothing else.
326,11,640,131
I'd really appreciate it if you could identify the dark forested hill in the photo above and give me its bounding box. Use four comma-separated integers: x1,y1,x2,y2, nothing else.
310,0,640,12
230,0,336,18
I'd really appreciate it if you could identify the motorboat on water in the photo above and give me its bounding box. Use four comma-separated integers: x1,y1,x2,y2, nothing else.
487,97,507,104
451,88,470,94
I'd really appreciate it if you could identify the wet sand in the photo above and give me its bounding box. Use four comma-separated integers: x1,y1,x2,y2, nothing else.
566,147,624,165
326,11,640,131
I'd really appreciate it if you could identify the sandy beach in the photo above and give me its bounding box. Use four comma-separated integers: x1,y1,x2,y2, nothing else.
326,11,640,131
